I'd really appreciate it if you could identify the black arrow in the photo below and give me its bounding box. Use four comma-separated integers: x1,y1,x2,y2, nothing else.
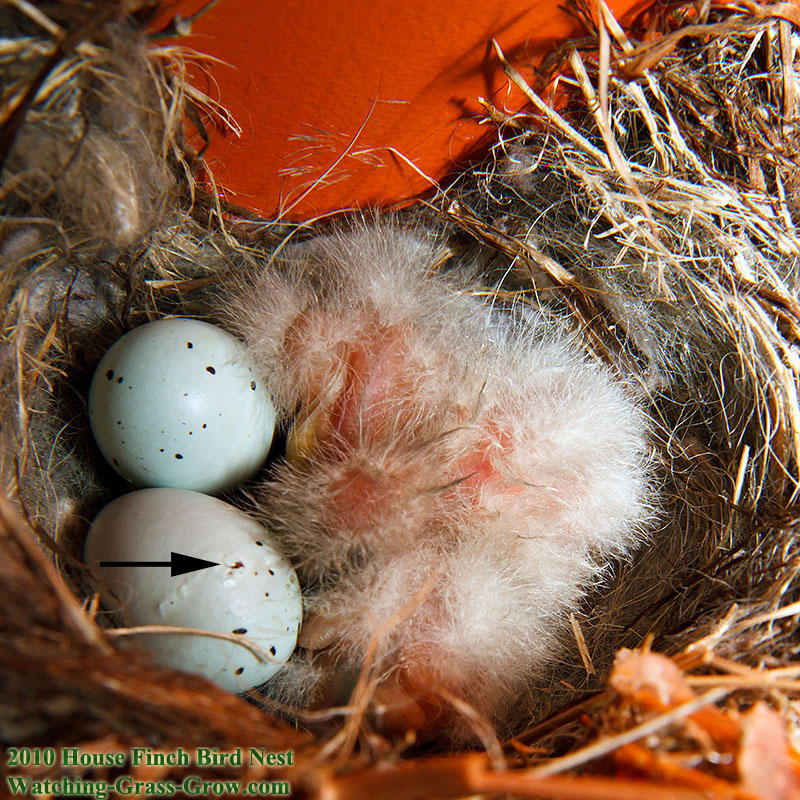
99,552,221,577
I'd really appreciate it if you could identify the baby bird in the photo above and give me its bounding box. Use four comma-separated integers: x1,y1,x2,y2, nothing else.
226,221,652,740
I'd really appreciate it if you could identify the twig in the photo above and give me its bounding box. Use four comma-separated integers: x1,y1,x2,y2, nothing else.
524,687,731,778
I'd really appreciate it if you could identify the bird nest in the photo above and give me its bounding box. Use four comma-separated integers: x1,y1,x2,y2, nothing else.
2,0,800,797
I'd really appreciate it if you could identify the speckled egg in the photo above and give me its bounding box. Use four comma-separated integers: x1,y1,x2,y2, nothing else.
89,318,275,494
84,488,302,693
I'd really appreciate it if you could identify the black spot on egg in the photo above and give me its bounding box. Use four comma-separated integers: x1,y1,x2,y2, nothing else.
235,667,244,675
112,458,119,466
106,370,114,380
117,376,124,384
202,423,207,429
206,366,216,374
250,381,257,390
265,592,269,597
174,453,183,459
256,541,263,547
159,448,164,453
232,628,247,635
186,341,193,349
268,569,275,576
269,646,276,656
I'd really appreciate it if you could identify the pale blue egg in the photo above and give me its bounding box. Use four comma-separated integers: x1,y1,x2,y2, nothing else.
89,318,275,494
84,489,301,692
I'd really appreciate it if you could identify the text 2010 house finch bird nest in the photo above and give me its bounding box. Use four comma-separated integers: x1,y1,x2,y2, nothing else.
2,0,800,797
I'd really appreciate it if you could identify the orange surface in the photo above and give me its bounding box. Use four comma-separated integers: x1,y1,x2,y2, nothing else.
160,0,647,221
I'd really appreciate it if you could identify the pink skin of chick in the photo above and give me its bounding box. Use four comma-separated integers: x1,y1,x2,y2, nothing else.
226,221,653,740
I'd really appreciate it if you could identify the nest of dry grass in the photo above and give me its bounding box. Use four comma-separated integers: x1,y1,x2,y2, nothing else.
2,0,800,797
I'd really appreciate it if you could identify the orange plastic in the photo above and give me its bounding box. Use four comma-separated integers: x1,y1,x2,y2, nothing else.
160,0,647,221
